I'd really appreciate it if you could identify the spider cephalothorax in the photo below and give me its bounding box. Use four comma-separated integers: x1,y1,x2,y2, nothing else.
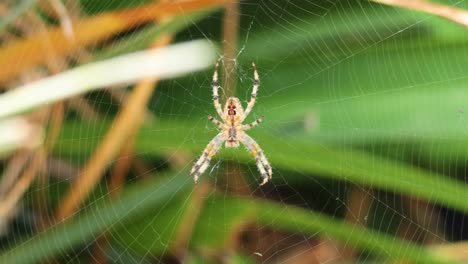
189,59,272,185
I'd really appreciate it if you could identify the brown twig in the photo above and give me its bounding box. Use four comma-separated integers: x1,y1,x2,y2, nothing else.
401,196,445,244
0,150,31,197
44,102,65,152
36,102,65,231
107,88,155,122
0,148,47,223
107,140,136,199
89,32,173,262
222,1,240,96
341,186,374,260
431,241,468,262
0,9,62,229
171,181,212,259
67,97,100,121
39,0,75,40
0,0,228,84
372,0,468,28
55,35,173,221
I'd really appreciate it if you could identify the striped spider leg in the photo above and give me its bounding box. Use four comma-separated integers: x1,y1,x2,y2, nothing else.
239,133,272,186
190,59,272,185
189,132,225,183
241,62,259,122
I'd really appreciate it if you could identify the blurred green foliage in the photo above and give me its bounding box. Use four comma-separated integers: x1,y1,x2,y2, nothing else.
2,0,468,263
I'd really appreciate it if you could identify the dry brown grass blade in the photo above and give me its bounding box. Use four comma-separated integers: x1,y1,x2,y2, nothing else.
107,137,137,200
0,150,31,197
222,1,239,96
0,100,65,229
107,87,155,122
372,0,468,27
431,242,468,261
36,102,65,230
54,35,173,221
172,181,212,258
0,100,49,222
0,148,46,223
44,102,65,151
340,186,374,260
406,197,445,244
39,0,75,40
91,117,140,264
67,97,100,121
0,0,227,84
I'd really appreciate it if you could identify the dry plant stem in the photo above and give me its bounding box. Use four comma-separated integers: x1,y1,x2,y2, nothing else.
0,106,50,229
74,49,152,121
222,1,239,96
67,97,100,121
130,158,153,179
108,141,136,199
221,1,251,191
55,36,173,221
44,102,65,151
107,88,155,122
39,0,74,39
65,0,82,20
91,128,137,264
0,0,228,84
402,196,445,244
431,242,468,261
344,186,374,225
91,233,109,264
48,0,74,39
0,39,216,119
0,4,7,14
36,102,65,231
34,169,50,231
172,181,212,258
0,150,31,197
0,8,67,227
372,0,468,28
46,158,79,180
55,78,159,220
341,186,374,259
0,148,46,221
277,239,341,264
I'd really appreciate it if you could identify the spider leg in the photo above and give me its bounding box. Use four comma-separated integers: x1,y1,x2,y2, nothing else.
208,115,224,129
242,116,264,131
240,133,272,186
190,132,225,183
212,58,224,118
241,62,259,122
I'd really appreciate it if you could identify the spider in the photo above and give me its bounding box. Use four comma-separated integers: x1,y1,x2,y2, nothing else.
190,59,272,185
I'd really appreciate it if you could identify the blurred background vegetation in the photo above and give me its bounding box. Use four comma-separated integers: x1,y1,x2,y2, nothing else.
1,0,468,263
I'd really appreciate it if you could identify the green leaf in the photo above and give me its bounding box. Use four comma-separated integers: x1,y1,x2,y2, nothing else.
189,195,256,253
55,119,468,214
110,189,191,255
117,192,445,262
0,170,192,264
254,197,451,263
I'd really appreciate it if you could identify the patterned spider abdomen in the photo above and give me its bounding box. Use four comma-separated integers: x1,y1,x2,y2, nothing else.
226,126,239,148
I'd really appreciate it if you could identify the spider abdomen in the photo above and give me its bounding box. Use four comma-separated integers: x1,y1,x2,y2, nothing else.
229,126,236,139
225,126,240,148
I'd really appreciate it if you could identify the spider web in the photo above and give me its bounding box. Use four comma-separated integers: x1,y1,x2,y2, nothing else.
2,0,468,263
